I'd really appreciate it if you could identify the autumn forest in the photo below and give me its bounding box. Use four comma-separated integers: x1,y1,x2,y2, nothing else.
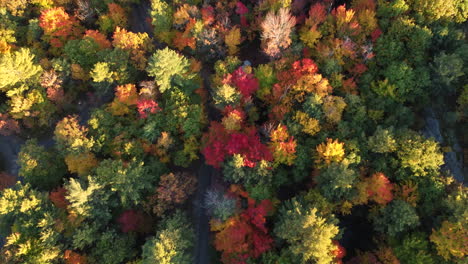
0,0,466,263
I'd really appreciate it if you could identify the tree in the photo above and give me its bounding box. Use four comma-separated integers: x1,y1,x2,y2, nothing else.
146,48,191,93
430,220,468,260
94,159,155,208
0,183,61,263
0,48,42,92
204,189,237,221
261,8,296,58
275,198,340,264
373,200,420,237
55,115,95,154
212,194,273,264
144,172,197,216
112,27,154,70
315,162,358,202
393,232,437,264
225,27,241,55
64,152,99,177
365,173,394,205
368,126,397,153
396,131,444,177
150,0,173,44
316,138,345,165
142,211,194,264
0,113,20,136
18,139,66,191
39,7,83,48
97,3,128,34
84,30,111,50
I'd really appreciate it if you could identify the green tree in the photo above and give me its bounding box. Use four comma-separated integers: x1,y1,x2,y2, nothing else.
18,139,66,191
396,131,444,177
373,200,420,237
64,38,101,70
90,230,136,264
274,198,340,264
368,126,397,153
150,0,173,43
65,176,114,222
142,211,194,264
0,183,61,264
393,232,437,264
146,47,191,93
0,48,42,92
95,159,156,208
315,162,358,202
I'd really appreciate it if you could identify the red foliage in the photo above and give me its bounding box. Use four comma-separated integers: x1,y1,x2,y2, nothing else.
47,86,65,104
307,3,327,26
371,28,382,42
117,209,150,233
49,187,69,209
201,6,215,25
0,113,20,136
202,121,272,168
366,173,394,205
84,30,111,50
351,63,368,76
332,240,347,264
231,67,259,99
64,250,87,264
39,7,82,48
0,172,16,191
137,99,161,118
225,129,273,167
236,2,248,16
213,189,273,264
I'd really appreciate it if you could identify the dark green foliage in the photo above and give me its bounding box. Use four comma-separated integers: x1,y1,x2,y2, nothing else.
90,230,137,264
64,38,101,70
392,232,437,264
315,162,358,202
18,139,65,191
94,159,157,208
373,200,420,237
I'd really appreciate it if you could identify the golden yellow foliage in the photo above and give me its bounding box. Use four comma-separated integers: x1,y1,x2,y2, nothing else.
65,152,98,176
225,27,241,55
70,64,89,81
316,138,345,165
222,111,243,131
294,111,320,135
322,95,347,124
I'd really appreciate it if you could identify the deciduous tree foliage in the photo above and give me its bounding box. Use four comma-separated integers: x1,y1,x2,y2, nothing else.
18,139,65,191
261,8,296,58
212,187,273,264
144,172,197,216
142,211,194,264
275,197,340,264
430,220,468,260
112,27,154,70
55,115,94,154
373,200,420,237
39,7,83,48
0,48,42,92
146,47,191,93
